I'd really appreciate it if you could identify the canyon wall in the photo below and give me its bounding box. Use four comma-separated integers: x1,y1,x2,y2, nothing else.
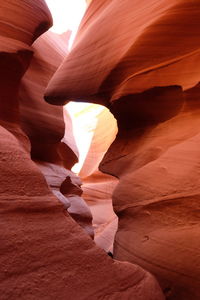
45,0,200,299
0,0,164,299
18,29,94,237
66,104,119,252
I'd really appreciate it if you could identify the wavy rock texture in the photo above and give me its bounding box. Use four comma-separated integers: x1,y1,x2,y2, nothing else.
19,30,73,164
82,171,118,252
19,29,93,237
45,0,200,299
100,83,200,300
45,0,200,105
67,105,119,251
0,125,164,300
37,161,94,238
78,106,117,178
0,0,52,127
0,0,52,45
0,0,164,299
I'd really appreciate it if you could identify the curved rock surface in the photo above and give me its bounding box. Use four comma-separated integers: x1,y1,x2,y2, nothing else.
0,0,52,127
19,30,76,165
0,1,164,299
44,0,200,299
19,29,93,236
100,84,200,299
82,171,118,252
45,0,200,106
0,0,52,45
37,161,94,238
66,103,118,250
0,125,164,300
76,105,117,178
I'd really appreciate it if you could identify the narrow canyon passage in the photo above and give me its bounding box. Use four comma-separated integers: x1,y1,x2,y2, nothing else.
65,102,119,253
1,0,200,299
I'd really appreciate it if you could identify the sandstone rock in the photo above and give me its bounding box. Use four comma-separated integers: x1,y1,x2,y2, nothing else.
0,37,32,126
100,83,200,299
44,0,200,298
80,106,117,178
62,109,79,169
37,161,94,238
0,119,164,300
82,171,118,252
65,102,119,250
0,0,169,299
19,30,76,165
0,0,52,45
18,27,92,236
0,0,52,128
45,0,200,105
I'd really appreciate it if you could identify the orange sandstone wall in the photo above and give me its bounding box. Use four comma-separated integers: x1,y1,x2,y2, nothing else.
0,1,164,299
45,0,200,299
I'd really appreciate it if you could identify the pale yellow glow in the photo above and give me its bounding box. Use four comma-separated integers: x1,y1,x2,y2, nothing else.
65,103,105,174
45,0,86,48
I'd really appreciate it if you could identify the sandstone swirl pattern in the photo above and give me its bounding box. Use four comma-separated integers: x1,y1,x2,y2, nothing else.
45,0,200,105
45,0,200,299
0,1,164,299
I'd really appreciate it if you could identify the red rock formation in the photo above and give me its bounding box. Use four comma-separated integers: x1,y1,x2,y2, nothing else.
0,125,164,300
0,1,164,299
99,83,200,299
19,29,93,236
0,0,52,45
83,171,118,252
66,103,119,250
45,0,200,105
19,31,68,164
45,0,200,299
37,161,94,238
0,0,52,129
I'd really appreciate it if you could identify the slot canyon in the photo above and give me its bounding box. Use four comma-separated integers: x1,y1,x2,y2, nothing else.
0,0,200,299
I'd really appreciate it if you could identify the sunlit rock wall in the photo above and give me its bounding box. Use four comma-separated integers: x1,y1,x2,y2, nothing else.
66,103,118,252
45,0,200,105
78,108,118,252
0,1,164,299
45,0,200,299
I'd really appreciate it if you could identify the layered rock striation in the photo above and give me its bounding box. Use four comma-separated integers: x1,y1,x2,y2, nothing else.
66,104,119,251
45,0,200,299
0,0,164,299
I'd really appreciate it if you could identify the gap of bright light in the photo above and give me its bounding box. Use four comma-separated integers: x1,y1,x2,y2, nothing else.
45,0,101,174
65,102,105,174
45,0,86,48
